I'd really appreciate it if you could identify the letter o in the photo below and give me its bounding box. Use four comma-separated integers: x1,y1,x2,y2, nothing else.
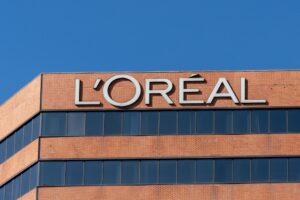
103,75,141,107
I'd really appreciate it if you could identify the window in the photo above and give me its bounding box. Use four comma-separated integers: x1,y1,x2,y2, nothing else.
67,112,85,136
251,158,269,182
196,159,213,183
140,160,158,184
29,164,38,190
233,159,250,183
86,112,103,136
178,111,195,134
4,182,12,200
270,110,287,133
123,112,140,135
177,160,196,183
42,112,66,136
14,128,24,152
159,111,177,135
141,111,158,135
270,158,287,182
288,158,300,182
215,159,232,183
23,121,32,146
32,114,41,139
84,161,102,185
20,170,30,195
104,112,122,135
233,110,250,133
288,109,300,132
40,162,65,186
103,161,121,184
215,110,232,134
251,110,268,133
0,142,5,163
6,135,15,159
159,160,177,184
12,178,20,200
121,160,139,184
66,161,84,185
196,111,213,134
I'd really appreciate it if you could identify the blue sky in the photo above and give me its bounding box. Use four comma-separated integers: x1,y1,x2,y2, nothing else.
0,1,300,103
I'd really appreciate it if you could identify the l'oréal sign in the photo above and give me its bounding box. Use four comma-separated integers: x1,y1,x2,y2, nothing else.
74,74,267,107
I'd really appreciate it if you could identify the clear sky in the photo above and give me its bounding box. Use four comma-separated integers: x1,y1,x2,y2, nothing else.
0,0,300,103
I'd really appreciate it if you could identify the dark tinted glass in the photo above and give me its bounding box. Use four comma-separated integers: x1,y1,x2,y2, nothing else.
196,159,213,183
103,161,121,184
288,109,300,132
233,159,250,183
29,164,38,190
123,112,140,135
84,161,102,185
122,160,139,184
233,110,250,133
196,111,213,134
23,121,32,146
177,160,196,183
40,162,65,186
86,112,103,136
251,158,269,182
6,135,15,159
159,111,177,135
288,158,300,182
4,182,12,200
12,178,20,200
32,114,41,139
215,110,232,134
21,170,30,195
14,129,24,153
104,112,122,135
42,112,66,136
66,161,84,185
215,159,232,183
159,160,177,184
141,111,158,135
0,188,3,200
251,110,268,133
270,110,287,133
178,111,195,134
0,142,5,163
67,112,85,136
270,158,287,182
140,160,158,184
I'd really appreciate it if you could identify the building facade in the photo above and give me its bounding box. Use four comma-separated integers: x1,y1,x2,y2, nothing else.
1,70,300,200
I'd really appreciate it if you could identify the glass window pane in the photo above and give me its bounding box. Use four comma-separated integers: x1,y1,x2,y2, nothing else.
15,128,24,153
66,161,84,185
123,112,140,135
159,160,177,184
40,162,65,186
4,182,12,200
215,159,233,183
233,159,250,183
251,110,269,133
84,161,102,185
141,111,158,135
159,111,177,135
215,110,232,134
270,110,287,133
178,111,195,134
86,112,103,136
67,112,85,136
21,170,30,195
30,164,38,190
0,142,5,163
196,111,213,134
12,177,20,200
42,112,67,136
121,160,139,184
251,158,269,182
32,114,41,139
140,160,158,184
196,159,213,183
177,160,196,183
103,161,121,184
23,121,33,146
288,109,300,132
233,110,250,133
104,112,122,135
288,158,300,182
270,158,287,182
6,135,15,159
0,187,4,200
